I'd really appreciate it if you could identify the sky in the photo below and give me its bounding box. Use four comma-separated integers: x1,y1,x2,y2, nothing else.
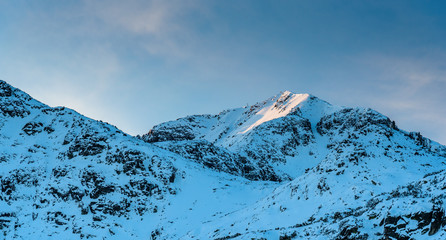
0,1,445,144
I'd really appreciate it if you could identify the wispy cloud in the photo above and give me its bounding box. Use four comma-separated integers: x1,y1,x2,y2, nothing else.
84,0,206,59
85,0,179,36
369,53,446,94
358,53,446,143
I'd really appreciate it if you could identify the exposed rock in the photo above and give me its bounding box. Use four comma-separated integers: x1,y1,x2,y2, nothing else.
22,122,44,135
158,140,283,181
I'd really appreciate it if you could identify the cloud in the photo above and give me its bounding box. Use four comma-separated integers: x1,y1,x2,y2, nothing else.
85,0,175,36
83,0,205,59
356,53,446,144
366,53,446,94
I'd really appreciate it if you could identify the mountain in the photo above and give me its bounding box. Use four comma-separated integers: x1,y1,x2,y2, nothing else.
141,90,445,180
142,90,446,239
1,80,445,239
0,80,185,238
141,92,338,181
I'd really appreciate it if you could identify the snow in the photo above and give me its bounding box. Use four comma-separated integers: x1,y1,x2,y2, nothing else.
239,92,310,133
1,80,446,239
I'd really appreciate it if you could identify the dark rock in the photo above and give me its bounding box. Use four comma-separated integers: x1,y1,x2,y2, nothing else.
52,167,69,178
22,122,44,135
80,170,105,188
90,185,115,199
1,178,15,196
160,140,282,181
46,211,68,226
336,225,368,240
279,232,297,240
381,207,446,239
44,126,55,133
128,179,159,197
317,108,394,137
66,134,108,159
49,186,85,201
428,207,445,236
143,126,196,143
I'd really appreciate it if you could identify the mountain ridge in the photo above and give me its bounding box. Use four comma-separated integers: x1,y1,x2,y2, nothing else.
1,79,445,239
141,90,445,180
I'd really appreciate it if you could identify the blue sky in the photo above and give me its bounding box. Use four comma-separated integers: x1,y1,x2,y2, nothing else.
1,1,445,144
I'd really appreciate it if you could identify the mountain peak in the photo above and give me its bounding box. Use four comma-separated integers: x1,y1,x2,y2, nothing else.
276,90,308,98
278,90,294,96
2,79,444,239
274,91,311,107
0,80,33,100
0,80,46,117
273,90,325,109
235,91,310,134
0,80,16,97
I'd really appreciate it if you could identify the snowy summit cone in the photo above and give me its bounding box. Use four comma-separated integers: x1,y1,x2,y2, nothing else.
140,91,334,180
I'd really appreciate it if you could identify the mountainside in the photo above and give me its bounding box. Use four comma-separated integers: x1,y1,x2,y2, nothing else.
1,80,446,239
142,91,445,180
189,106,446,239
0,80,183,239
141,92,338,180
142,90,446,239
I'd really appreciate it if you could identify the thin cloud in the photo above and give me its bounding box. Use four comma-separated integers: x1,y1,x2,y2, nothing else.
358,53,446,143
367,54,446,94
85,0,176,36
84,0,203,55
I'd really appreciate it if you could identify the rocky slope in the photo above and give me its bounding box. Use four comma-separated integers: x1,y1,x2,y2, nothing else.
141,92,338,180
192,106,446,239
1,80,446,239
0,80,181,239
142,91,446,239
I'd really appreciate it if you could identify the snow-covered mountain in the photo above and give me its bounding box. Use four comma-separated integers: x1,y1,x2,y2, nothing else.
0,80,184,239
1,80,446,239
142,90,446,239
141,92,338,181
